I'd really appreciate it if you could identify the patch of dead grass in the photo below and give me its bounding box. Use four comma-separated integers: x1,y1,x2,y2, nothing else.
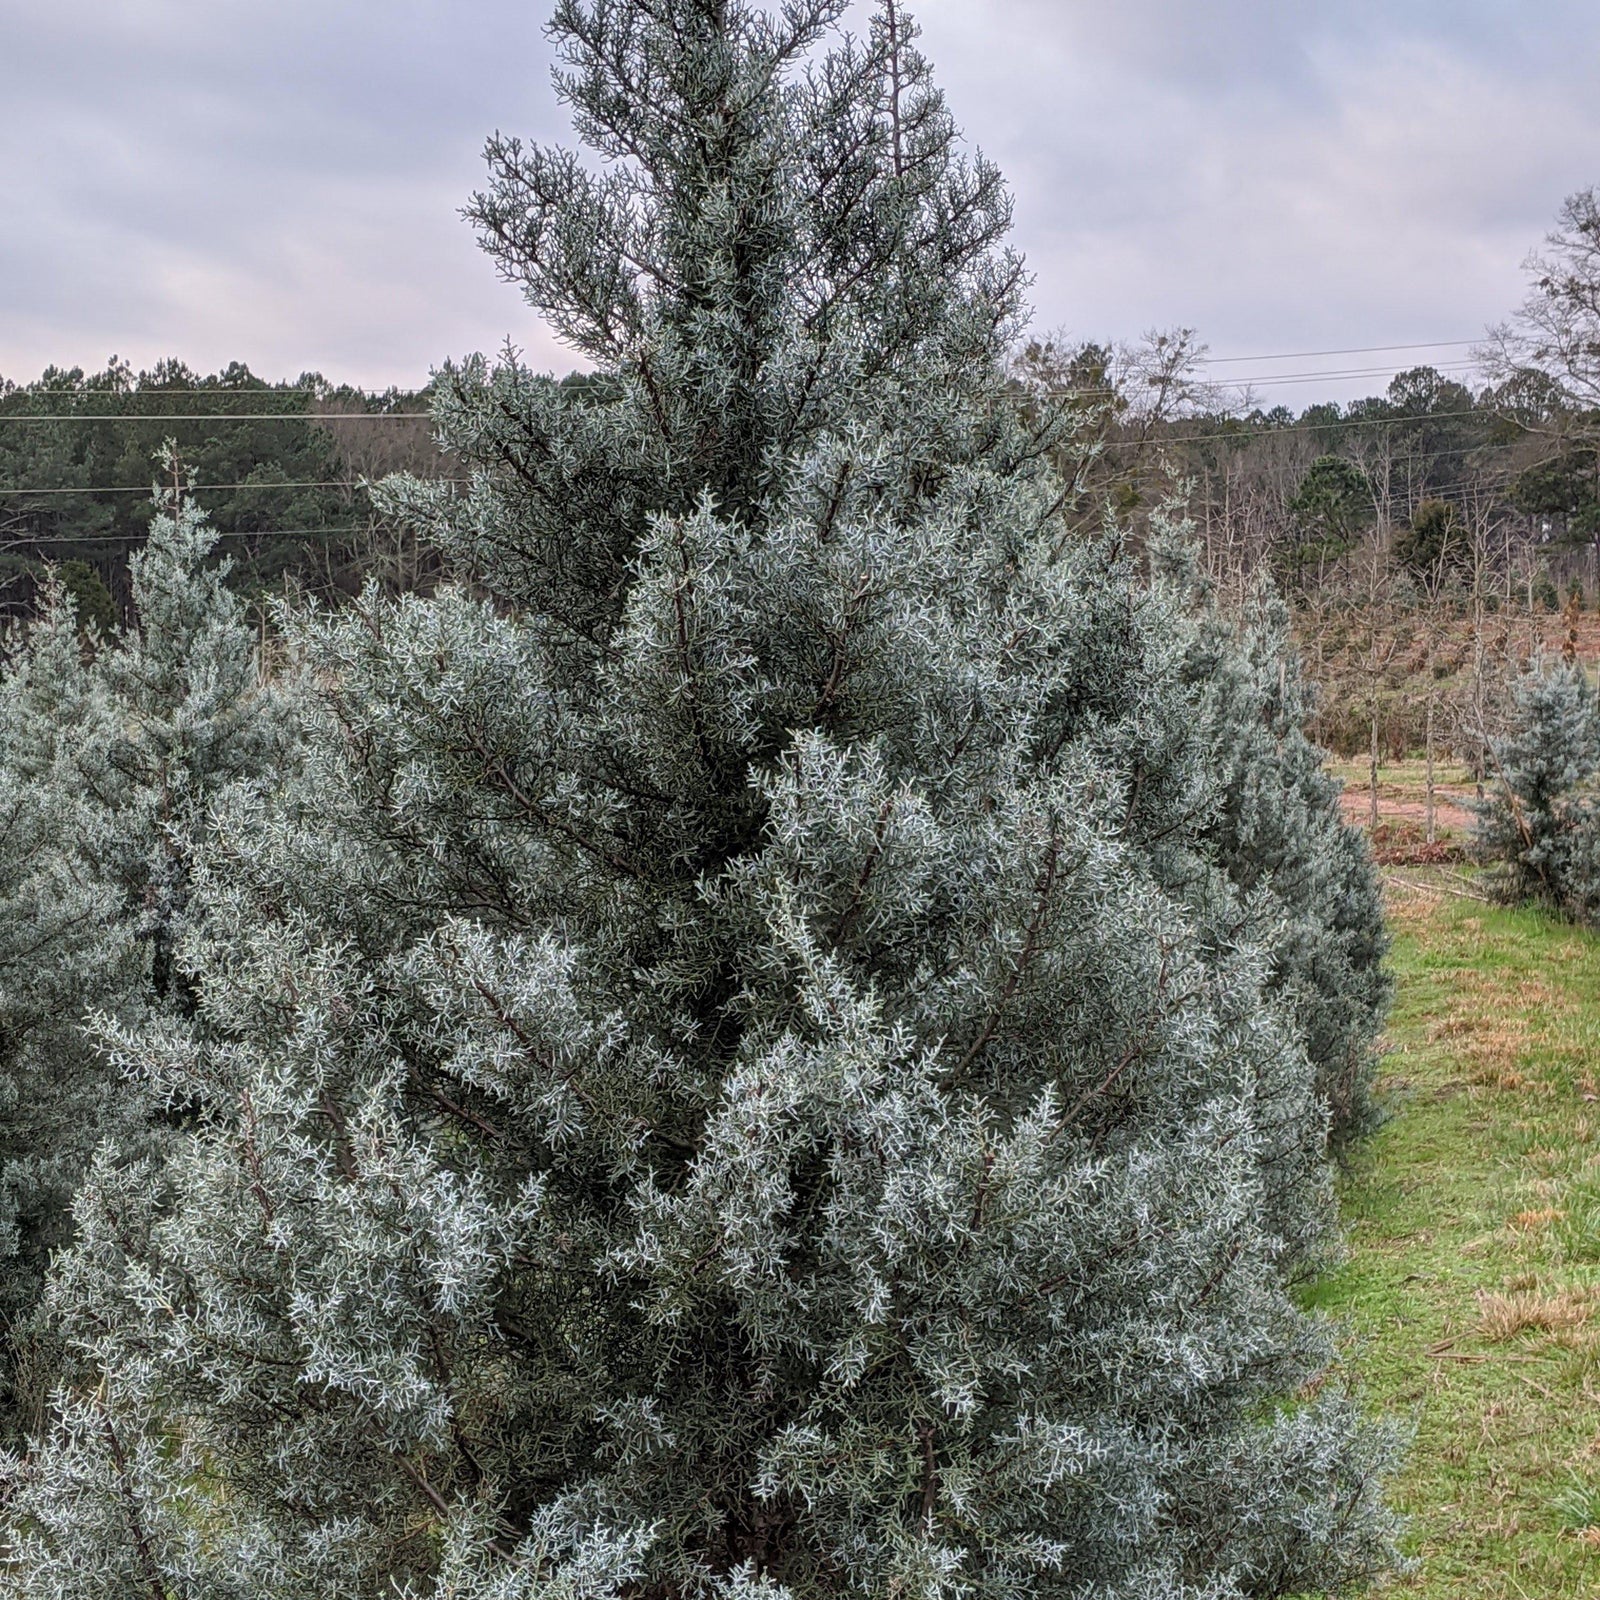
1422,968,1577,1085
1477,1286,1592,1342
1510,1208,1564,1232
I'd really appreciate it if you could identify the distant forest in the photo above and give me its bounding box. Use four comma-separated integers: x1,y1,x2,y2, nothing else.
1018,333,1600,593
0,359,448,624
5,343,1599,772
1024,333,1600,770
7,345,1597,616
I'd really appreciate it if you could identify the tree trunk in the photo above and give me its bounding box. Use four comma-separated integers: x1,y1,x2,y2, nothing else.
1425,698,1436,845
1369,692,1381,832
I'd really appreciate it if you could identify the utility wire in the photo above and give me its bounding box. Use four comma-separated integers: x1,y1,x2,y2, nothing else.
0,412,431,424
0,524,368,548
0,361,1489,418
0,427,1557,494
5,338,1486,388
1227,362,1481,388
0,479,379,497
1199,338,1484,365
0,381,1566,453
0,390,1476,420
0,489,1528,545
0,478,468,497
1,366,1482,415
1047,358,1480,395
1099,406,1549,448
0,364,1489,420
0,417,1562,480
0,353,1497,420
0,388,426,399
1107,439,1537,470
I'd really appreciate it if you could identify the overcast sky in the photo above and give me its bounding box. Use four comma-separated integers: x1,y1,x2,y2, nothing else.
3,1,1595,406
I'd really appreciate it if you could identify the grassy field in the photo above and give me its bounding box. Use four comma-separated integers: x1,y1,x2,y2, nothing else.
1311,872,1600,1596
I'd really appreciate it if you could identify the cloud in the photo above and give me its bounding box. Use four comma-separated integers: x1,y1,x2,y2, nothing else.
0,0,567,386
908,0,1600,400
3,0,1597,402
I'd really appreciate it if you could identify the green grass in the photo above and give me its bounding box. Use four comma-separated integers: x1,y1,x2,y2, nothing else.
1310,873,1600,1595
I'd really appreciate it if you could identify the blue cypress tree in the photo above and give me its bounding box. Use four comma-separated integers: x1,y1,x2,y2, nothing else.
1165,545,1392,1149
3,8,1399,1597
0,471,294,1436
1476,663,1600,920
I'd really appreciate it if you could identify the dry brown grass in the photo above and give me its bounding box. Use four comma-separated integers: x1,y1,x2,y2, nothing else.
1476,1287,1592,1342
1509,1208,1563,1233
1420,968,1577,1088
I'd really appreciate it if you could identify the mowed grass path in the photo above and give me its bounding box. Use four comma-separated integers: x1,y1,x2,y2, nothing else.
1310,874,1600,1596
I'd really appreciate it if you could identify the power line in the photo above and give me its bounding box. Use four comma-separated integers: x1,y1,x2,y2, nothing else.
0,388,426,399
0,377,1557,450
1038,368,1478,401
1118,438,1539,471
0,359,1497,421
0,410,1560,459
0,364,1488,421
1199,338,1483,366
0,524,369,549
0,386,1478,420
1,477,468,497
1,372,1478,407
0,436,1534,497
1101,406,1543,448
0,341,1487,389
0,479,377,498
1040,359,1481,397
0,418,1555,482
1230,361,1480,388
0,412,431,424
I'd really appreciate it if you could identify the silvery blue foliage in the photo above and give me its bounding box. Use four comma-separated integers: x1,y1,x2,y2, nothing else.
88,475,300,1002
1476,663,1600,921
1153,526,1391,1148
4,5,1399,1597
0,578,135,1433
0,476,295,1433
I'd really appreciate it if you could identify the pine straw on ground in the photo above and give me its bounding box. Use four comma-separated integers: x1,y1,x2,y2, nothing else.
1309,871,1600,1597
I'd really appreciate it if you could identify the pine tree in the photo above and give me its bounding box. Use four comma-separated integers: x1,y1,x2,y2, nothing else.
1476,663,1600,920
4,6,1399,1597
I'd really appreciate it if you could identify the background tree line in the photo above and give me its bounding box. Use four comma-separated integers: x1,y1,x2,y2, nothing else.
1003,200,1600,839
0,359,450,620
13,334,1594,808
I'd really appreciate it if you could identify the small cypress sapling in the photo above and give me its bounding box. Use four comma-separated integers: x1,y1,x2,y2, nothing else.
1476,663,1600,920
5,7,1400,1598
82,454,298,1003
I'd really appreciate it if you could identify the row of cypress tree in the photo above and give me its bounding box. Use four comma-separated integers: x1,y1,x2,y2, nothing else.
0,5,1397,1596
